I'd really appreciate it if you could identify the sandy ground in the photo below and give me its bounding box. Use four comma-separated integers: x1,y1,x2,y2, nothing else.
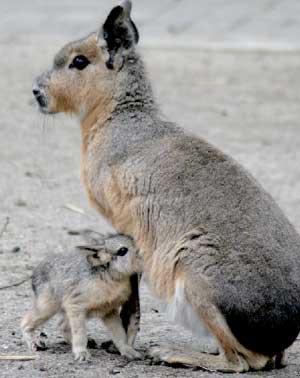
1,2,300,378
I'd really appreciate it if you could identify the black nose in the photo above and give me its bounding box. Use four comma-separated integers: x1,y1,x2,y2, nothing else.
32,87,47,108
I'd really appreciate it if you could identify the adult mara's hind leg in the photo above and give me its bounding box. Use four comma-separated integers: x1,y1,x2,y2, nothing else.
275,351,287,369
149,277,269,372
149,347,249,373
149,301,249,372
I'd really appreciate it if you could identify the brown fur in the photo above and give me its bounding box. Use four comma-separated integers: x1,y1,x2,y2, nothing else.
31,1,300,372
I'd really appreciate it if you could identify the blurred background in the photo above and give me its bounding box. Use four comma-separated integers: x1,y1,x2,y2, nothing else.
1,2,300,377
2,0,300,49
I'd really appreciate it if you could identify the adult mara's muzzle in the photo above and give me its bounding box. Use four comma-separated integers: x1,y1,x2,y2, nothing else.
32,84,48,110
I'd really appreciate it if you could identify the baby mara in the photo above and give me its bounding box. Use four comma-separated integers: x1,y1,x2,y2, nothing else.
21,233,142,362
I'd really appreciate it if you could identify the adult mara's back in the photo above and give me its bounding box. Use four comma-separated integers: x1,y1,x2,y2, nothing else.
32,0,300,372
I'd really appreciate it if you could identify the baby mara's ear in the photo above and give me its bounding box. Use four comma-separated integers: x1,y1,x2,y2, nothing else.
79,229,105,244
99,0,139,70
76,245,112,267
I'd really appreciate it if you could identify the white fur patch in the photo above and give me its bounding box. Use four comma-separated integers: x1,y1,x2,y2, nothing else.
143,275,219,353
78,106,87,123
166,280,212,340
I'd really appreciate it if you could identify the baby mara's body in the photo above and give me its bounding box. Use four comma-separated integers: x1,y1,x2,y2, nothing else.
21,233,142,362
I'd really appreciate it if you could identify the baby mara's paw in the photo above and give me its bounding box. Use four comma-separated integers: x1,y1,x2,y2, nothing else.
74,349,91,363
28,333,48,352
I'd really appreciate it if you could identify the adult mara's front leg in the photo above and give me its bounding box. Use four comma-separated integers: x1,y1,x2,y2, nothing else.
102,310,142,360
101,274,141,354
120,273,141,347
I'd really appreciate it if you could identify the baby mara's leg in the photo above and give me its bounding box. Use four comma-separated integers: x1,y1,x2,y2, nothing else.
102,310,141,360
21,289,59,351
65,307,90,362
59,312,97,349
57,312,72,344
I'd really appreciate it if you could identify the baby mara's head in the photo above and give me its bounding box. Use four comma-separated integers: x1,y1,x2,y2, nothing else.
77,233,141,278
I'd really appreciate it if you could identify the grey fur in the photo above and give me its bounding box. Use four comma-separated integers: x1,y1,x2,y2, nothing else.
21,234,142,362
85,46,300,356
32,0,300,370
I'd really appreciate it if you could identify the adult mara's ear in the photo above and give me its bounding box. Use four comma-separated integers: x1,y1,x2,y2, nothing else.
99,0,139,69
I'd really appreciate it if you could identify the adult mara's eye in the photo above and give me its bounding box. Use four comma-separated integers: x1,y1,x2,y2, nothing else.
69,55,90,70
116,247,128,257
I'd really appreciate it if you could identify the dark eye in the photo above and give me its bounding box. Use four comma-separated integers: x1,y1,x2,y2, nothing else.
116,247,128,257
92,253,99,259
69,55,90,70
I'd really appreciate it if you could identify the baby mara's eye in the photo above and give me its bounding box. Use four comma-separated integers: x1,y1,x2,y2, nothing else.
116,247,128,257
69,55,90,70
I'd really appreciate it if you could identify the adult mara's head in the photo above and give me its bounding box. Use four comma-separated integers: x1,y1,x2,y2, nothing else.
32,1,140,120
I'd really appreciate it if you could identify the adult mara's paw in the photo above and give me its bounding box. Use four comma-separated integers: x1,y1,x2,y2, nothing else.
119,345,142,360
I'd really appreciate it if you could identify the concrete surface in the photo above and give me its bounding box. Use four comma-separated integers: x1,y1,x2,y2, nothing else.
1,1,300,377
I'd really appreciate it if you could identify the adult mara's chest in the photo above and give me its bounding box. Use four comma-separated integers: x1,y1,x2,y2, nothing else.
81,151,139,234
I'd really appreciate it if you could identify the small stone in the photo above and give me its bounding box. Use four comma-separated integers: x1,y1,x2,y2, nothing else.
15,199,27,207
67,229,81,235
35,341,47,351
11,246,21,253
109,369,121,375
18,365,24,370
116,361,129,368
